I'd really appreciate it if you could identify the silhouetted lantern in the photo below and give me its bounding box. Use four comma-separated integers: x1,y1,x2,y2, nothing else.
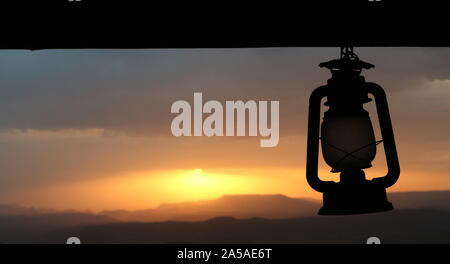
306,47,400,215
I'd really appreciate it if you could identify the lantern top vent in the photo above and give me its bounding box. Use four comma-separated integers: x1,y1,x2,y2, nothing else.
319,47,374,74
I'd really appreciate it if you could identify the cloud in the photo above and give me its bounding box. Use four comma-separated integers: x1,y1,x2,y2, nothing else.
0,48,339,136
0,48,450,198
357,47,450,91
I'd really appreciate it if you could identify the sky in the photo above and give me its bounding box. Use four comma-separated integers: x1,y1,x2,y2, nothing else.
0,47,449,211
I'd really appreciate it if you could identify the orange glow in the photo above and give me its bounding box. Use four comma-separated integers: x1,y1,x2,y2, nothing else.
5,166,450,212
6,167,318,211
163,168,255,201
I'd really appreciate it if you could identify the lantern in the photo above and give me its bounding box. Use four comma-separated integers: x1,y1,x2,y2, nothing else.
306,47,400,215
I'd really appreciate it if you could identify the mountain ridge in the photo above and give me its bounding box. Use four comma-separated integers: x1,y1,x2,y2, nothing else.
3,190,450,223
41,209,450,244
99,193,320,222
2,191,450,243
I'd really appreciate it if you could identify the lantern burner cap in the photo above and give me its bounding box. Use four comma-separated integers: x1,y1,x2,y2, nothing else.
319,182,394,215
319,170,394,215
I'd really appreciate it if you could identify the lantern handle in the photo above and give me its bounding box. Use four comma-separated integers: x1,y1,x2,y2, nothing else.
340,46,357,60
366,82,401,188
306,85,336,193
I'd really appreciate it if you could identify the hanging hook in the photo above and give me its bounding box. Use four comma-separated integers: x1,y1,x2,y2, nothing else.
340,46,358,60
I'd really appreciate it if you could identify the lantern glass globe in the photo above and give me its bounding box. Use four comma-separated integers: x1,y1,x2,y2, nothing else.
320,115,377,172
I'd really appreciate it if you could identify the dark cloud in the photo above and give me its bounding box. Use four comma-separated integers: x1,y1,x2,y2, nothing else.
356,47,450,91
0,48,335,136
1,48,450,137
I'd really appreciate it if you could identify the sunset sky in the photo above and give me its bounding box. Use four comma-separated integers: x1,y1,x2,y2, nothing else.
0,47,449,211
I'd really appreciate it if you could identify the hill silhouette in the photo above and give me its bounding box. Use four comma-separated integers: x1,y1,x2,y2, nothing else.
98,191,450,222
0,213,116,243
42,209,450,243
390,190,450,211
0,204,57,215
100,194,320,222
2,190,450,243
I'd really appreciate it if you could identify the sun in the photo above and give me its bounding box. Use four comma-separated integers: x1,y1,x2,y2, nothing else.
189,168,207,186
172,168,224,197
164,168,251,200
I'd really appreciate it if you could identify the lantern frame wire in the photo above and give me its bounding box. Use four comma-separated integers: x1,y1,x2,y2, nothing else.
320,138,383,172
